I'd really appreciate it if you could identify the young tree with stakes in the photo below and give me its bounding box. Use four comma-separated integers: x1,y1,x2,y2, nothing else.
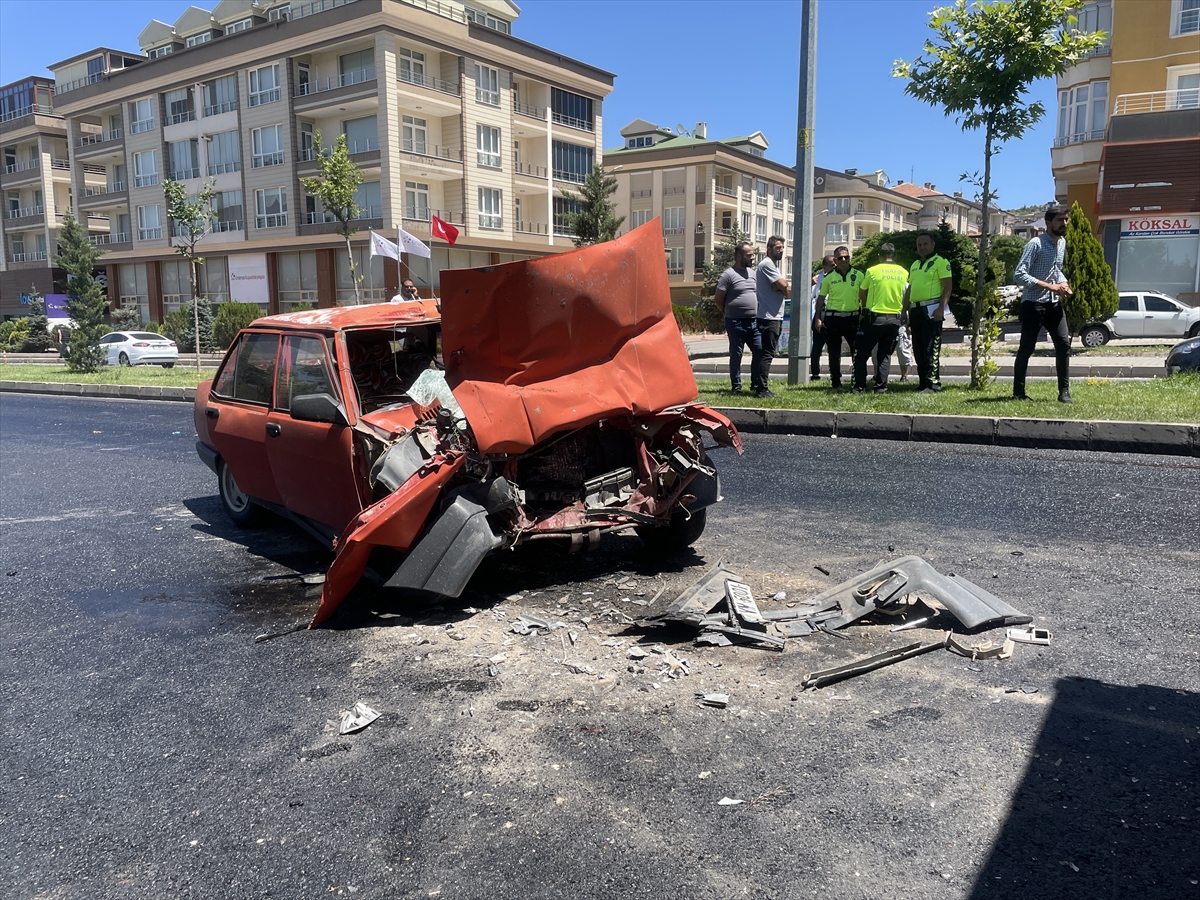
894,0,1105,387
164,178,218,372
559,164,624,247
300,131,365,304
54,209,108,373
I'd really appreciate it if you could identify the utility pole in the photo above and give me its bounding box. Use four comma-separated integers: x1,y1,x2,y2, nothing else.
787,0,817,385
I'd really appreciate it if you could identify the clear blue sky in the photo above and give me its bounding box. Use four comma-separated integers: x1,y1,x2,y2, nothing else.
0,0,1058,209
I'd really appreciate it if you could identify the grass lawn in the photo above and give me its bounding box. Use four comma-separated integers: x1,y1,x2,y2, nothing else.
697,374,1200,424
0,363,209,388
940,344,1172,358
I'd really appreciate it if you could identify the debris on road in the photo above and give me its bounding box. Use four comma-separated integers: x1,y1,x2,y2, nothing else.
800,637,949,690
947,635,1015,660
1007,626,1053,645
699,693,729,708
717,797,744,806
338,701,381,734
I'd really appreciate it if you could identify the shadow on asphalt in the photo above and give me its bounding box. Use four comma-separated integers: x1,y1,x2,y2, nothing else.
968,677,1198,900
183,495,334,573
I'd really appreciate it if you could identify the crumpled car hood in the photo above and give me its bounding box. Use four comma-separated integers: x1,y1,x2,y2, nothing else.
441,222,698,454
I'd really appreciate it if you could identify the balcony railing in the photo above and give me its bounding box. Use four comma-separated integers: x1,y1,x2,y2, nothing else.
5,159,39,174
631,189,652,198
256,213,288,228
290,0,360,19
476,88,500,106
551,111,594,133
85,181,126,196
774,200,784,209
553,169,587,184
397,69,460,96
212,219,244,233
51,158,70,170
167,110,196,125
295,68,376,97
204,101,237,116
134,173,160,187
9,251,49,261
1,102,54,122
714,184,735,197
400,207,462,225
129,119,155,134
513,160,547,178
7,205,44,219
553,222,576,237
303,207,381,225
248,88,281,107
207,161,240,175
168,167,200,180
756,194,767,204
478,213,502,229
513,99,545,120
399,140,460,161
477,150,501,168
663,186,685,195
515,221,548,235
138,226,163,240
251,151,285,168
89,232,130,245
78,129,120,147
667,265,684,275
662,226,684,236
1053,129,1106,147
1113,89,1200,115
55,72,105,95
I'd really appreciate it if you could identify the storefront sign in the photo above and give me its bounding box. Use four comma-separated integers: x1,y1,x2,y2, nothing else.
1121,216,1199,237
228,253,269,305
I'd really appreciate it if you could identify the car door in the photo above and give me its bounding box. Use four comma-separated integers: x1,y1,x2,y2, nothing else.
203,331,285,505
101,334,121,364
1110,294,1141,337
264,333,363,531
1142,294,1188,338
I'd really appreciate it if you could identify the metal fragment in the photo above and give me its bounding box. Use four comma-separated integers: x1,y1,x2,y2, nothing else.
339,701,381,734
801,636,949,690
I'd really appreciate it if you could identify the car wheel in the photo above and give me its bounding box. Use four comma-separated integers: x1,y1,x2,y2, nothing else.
1189,323,1200,338
218,460,262,527
637,507,706,553
162,363,175,369
1079,325,1109,348
118,351,132,366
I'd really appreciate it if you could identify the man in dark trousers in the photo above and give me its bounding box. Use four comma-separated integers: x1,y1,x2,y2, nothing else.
855,243,907,394
1013,204,1074,403
754,235,789,398
810,254,835,379
814,246,863,389
714,241,763,394
903,232,953,393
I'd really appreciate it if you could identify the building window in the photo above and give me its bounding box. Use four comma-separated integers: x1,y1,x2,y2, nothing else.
404,181,429,220
402,115,427,155
185,32,211,47
478,187,502,229
277,250,319,309
741,211,751,233
550,88,594,132
1076,1,1112,50
552,140,593,184
755,215,767,241
350,182,382,220
477,125,501,168
756,180,767,202
225,18,252,35
206,130,241,175
694,246,705,272
338,48,375,86
248,64,280,106
826,223,849,243
630,209,651,228
133,150,158,187
167,139,199,180
827,197,850,215
267,5,290,21
465,6,510,33
398,47,425,86
128,98,154,133
164,87,195,124
251,125,284,168
213,189,243,232
342,115,377,154
1056,81,1107,145
147,45,173,60
772,218,783,238
553,196,580,235
666,247,684,275
626,136,653,148
203,75,237,115
474,64,499,105
662,207,684,235
1177,0,1200,34
255,187,287,228
137,204,162,240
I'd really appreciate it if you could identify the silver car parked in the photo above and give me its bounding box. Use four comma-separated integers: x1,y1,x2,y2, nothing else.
1079,291,1200,348
100,331,179,367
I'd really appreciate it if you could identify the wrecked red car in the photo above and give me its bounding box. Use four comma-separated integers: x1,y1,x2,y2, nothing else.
193,223,742,626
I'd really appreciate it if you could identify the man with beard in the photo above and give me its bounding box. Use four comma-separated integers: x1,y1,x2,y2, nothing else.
1013,205,1074,403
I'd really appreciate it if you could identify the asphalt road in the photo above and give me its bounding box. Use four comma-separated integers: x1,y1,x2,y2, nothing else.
2,394,1197,900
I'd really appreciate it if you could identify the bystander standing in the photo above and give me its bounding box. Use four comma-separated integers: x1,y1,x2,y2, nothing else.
814,247,863,389
755,236,789,398
714,241,763,395
904,232,953,393
855,243,908,393
1013,204,1074,403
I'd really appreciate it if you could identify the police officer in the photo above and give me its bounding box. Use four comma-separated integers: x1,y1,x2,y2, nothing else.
855,243,907,393
904,232,953,393
814,246,863,389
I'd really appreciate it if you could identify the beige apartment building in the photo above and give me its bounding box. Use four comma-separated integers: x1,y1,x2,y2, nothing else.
29,0,611,323
889,180,1014,238
812,167,922,257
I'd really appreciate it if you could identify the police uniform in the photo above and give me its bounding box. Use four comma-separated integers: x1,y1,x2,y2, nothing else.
816,267,863,388
907,253,952,390
854,261,907,392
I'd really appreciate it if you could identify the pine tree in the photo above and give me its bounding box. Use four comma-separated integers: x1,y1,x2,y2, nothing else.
20,292,54,353
1062,201,1118,337
110,304,142,331
559,165,624,247
54,209,109,373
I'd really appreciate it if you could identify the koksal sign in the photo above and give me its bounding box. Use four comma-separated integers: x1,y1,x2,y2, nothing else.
1121,216,1199,237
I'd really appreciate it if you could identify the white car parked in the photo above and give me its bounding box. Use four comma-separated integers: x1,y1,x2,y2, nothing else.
100,331,179,367
1079,291,1200,348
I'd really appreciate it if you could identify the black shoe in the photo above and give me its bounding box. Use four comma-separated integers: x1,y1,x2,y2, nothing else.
852,386,866,394
874,385,888,394
811,373,822,380
1058,391,1073,404
1013,393,1034,402
753,389,777,399
919,387,937,395
830,380,842,389
931,383,943,392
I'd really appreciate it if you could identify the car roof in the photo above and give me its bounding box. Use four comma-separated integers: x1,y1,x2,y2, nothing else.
246,299,441,333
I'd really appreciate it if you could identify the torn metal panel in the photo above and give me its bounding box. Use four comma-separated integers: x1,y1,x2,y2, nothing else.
384,493,505,597
725,580,763,624
801,636,949,689
658,562,745,625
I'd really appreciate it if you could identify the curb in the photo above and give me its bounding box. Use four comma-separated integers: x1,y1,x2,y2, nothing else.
1,381,1194,458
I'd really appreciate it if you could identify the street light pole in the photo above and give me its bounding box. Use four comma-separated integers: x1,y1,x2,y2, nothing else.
787,0,817,385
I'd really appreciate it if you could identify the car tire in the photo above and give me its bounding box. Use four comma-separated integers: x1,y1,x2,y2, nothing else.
1079,325,1109,348
162,363,175,369
218,460,262,527
1189,323,1200,338
118,351,132,366
637,507,706,553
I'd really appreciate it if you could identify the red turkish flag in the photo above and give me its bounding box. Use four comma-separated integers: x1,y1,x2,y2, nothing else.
430,215,459,247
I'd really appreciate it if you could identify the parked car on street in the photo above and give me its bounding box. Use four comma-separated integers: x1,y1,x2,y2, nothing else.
1165,336,1200,374
1079,291,1200,348
193,223,743,626
99,331,179,367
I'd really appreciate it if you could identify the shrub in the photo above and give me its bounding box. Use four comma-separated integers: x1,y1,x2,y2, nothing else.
140,321,163,334
672,303,709,334
1,319,30,349
165,298,215,353
110,305,142,330
213,302,263,349
19,296,54,353
288,302,314,312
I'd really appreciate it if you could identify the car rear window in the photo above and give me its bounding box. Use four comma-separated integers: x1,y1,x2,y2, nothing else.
132,332,164,340
1118,295,1138,312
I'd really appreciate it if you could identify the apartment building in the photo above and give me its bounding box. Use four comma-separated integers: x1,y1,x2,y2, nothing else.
1051,0,1199,303
813,167,922,258
603,120,798,302
890,180,1014,238
41,0,612,323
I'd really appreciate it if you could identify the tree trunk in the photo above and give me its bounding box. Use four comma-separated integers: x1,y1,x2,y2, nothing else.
191,256,201,372
970,124,995,389
344,229,361,305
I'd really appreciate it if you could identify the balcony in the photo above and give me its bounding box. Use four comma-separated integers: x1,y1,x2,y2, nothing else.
662,227,684,236
9,250,49,264
138,226,163,240
207,161,241,176
255,213,288,229
134,173,160,188
741,190,752,201
290,0,360,19
3,158,39,177
513,160,547,178
553,169,587,185
211,219,244,233
1,102,54,124
6,205,44,220
400,208,464,231
397,69,460,97
89,232,130,245
713,184,736,198
77,128,122,150
299,206,382,235
553,222,576,237
514,221,548,236
203,101,237,117
54,71,105,95
513,99,545,121
1114,89,1199,116
551,111,594,133
129,119,155,134
168,167,201,181
1053,128,1106,148
297,67,376,98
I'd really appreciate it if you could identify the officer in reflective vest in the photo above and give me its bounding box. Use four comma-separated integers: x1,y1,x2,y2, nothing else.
814,246,863,389
903,232,953,393
855,242,907,393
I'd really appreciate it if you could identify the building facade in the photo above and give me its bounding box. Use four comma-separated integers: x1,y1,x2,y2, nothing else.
813,168,922,258
1051,0,1199,304
890,180,1015,239
19,0,611,323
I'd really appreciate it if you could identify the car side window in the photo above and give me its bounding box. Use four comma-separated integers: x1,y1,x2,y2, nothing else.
1144,296,1178,312
1118,295,1138,312
231,332,279,405
211,337,242,397
275,335,336,413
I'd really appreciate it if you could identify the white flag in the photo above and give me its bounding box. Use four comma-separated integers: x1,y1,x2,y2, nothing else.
397,226,432,259
368,230,400,260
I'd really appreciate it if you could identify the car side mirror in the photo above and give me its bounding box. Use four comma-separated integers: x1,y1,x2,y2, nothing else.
290,392,348,426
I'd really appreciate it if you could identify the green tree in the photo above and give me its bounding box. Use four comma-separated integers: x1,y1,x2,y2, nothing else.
1062,200,1119,337
164,178,217,371
300,131,364,304
55,209,109,373
19,292,54,353
894,0,1106,387
560,165,625,247
110,304,142,331
213,301,262,350
990,234,1028,285
164,299,214,354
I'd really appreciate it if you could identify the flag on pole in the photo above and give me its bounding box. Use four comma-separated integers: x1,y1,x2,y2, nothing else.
397,225,432,259
368,230,400,260
431,215,459,247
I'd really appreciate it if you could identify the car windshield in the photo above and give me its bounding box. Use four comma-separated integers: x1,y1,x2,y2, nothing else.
346,325,442,413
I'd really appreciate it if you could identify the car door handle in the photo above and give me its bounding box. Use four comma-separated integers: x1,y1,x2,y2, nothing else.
266,423,282,437
205,407,219,419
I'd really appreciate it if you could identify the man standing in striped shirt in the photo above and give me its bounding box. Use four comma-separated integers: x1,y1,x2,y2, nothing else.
1013,204,1074,403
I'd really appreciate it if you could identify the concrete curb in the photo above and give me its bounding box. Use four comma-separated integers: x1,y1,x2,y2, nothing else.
1,380,1195,457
